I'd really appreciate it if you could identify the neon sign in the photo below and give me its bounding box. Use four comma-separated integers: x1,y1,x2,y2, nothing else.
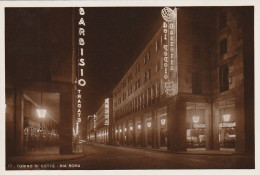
161,7,177,95
104,98,109,125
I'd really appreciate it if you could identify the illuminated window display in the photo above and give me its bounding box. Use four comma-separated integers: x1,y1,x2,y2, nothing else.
218,99,236,150
146,120,152,146
136,122,142,146
186,103,206,149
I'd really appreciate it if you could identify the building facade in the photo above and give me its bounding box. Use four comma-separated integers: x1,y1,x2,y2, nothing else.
110,7,254,153
87,98,113,144
5,8,83,158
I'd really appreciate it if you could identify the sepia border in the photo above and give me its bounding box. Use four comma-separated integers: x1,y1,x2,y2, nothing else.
0,0,259,175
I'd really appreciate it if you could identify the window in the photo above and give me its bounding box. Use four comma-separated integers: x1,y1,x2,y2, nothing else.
219,64,229,92
220,38,227,56
192,72,202,94
144,73,147,83
147,69,151,80
156,60,161,72
219,12,227,30
144,56,146,65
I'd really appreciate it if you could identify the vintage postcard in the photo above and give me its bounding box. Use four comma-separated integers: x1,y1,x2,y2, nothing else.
1,1,259,175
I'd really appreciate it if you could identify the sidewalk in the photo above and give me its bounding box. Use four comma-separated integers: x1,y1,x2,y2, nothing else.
6,146,86,164
94,143,254,156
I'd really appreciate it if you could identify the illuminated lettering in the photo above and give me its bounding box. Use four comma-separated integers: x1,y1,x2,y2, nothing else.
79,8,85,15
79,18,85,26
79,58,85,66
79,28,85,36
78,79,86,86
79,38,85,45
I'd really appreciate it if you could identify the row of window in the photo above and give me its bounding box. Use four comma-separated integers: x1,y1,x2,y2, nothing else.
114,34,164,98
114,83,162,121
115,68,229,121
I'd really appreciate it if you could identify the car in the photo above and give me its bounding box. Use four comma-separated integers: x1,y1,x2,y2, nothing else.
78,139,87,144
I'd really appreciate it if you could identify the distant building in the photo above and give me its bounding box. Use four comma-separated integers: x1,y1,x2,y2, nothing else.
87,98,113,144
110,7,254,153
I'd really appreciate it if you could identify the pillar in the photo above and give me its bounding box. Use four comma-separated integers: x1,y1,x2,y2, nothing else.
141,115,145,147
133,117,136,146
59,92,73,154
14,89,24,155
156,111,160,149
205,103,213,150
167,98,187,152
152,111,156,149
236,95,245,152
126,121,129,145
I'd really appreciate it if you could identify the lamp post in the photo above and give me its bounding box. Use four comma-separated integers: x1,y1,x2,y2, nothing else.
36,91,46,148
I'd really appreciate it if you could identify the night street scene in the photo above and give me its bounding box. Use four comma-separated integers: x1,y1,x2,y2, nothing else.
5,6,255,170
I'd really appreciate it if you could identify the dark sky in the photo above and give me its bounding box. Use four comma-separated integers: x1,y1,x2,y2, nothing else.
85,7,162,115
6,7,163,116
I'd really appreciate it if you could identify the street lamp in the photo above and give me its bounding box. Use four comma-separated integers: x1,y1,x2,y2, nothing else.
161,118,166,125
36,91,47,119
147,122,151,128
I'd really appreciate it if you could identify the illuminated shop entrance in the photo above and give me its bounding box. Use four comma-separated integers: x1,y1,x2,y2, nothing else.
186,103,206,150
146,119,152,147
136,121,142,146
23,92,60,153
218,99,236,151
129,123,134,145
158,108,167,148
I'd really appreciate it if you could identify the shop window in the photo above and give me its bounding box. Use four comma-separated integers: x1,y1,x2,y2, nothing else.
218,103,236,150
192,72,202,94
220,38,227,56
186,103,206,149
159,115,167,147
219,64,229,92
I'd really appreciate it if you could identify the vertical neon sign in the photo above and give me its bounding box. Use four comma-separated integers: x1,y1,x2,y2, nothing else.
76,7,86,135
104,98,109,126
161,7,178,96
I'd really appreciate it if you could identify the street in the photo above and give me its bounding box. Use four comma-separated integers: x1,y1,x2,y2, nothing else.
55,143,254,170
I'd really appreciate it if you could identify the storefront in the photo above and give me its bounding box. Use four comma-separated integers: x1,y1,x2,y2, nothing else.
186,103,206,150
136,121,142,146
218,99,236,151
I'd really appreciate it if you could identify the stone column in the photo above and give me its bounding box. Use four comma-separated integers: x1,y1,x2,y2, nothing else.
235,95,245,152
15,89,24,155
133,117,136,146
59,92,73,154
213,102,220,150
156,112,160,149
126,121,130,145
141,115,145,147
152,111,156,149
205,103,213,150
167,98,187,152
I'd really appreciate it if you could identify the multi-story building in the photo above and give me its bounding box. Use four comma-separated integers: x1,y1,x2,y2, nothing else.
87,98,113,144
111,7,254,153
